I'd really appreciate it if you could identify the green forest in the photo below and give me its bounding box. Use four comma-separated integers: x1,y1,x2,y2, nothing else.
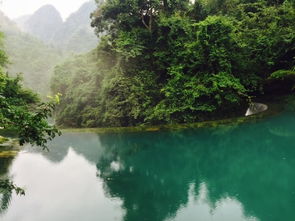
1,0,295,219
52,0,295,128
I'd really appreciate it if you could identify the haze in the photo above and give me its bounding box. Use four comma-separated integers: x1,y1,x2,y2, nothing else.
0,0,92,20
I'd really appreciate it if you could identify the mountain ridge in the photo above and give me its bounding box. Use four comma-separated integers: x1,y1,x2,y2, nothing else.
52,1,98,53
22,4,63,42
14,1,98,53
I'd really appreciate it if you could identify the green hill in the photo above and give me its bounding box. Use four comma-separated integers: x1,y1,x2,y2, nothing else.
0,11,64,96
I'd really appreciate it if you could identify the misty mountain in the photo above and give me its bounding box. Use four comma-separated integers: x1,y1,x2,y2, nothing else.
0,11,20,35
0,11,64,96
53,1,98,53
22,5,63,42
14,14,32,31
15,1,98,54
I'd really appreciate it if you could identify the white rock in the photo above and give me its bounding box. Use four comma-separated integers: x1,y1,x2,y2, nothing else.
245,103,268,116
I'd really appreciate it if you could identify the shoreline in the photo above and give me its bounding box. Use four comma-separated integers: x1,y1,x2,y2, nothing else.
61,102,283,134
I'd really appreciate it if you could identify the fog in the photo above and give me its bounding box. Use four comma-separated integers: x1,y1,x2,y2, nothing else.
0,0,91,20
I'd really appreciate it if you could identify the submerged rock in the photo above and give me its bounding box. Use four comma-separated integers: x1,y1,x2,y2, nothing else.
245,103,268,116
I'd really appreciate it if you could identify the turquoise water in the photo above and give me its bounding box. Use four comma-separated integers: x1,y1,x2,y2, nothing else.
0,112,295,221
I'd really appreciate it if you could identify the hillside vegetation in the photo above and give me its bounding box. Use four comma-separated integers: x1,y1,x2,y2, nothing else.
52,0,295,127
0,12,63,96
0,1,100,96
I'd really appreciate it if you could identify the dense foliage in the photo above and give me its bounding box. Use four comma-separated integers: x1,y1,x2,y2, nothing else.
52,0,295,127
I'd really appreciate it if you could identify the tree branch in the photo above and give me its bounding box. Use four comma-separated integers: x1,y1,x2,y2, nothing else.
141,14,150,30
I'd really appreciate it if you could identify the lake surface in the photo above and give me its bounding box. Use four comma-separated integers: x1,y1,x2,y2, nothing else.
0,112,295,221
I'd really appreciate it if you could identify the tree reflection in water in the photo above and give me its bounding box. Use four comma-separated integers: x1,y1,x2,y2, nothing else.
96,113,295,221
0,112,294,221
0,157,14,215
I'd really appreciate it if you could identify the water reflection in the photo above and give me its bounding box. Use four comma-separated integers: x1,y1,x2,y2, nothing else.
96,112,295,221
1,148,124,221
166,183,257,221
0,157,14,215
0,112,294,221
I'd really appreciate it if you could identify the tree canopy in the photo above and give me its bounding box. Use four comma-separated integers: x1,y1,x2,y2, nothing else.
52,0,295,127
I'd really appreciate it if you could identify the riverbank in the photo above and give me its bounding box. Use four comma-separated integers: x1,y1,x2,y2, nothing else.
62,99,284,134
0,95,292,138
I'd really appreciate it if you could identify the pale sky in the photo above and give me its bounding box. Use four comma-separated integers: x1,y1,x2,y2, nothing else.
0,0,93,20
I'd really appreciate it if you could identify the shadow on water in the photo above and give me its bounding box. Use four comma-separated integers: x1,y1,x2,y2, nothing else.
0,112,294,221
